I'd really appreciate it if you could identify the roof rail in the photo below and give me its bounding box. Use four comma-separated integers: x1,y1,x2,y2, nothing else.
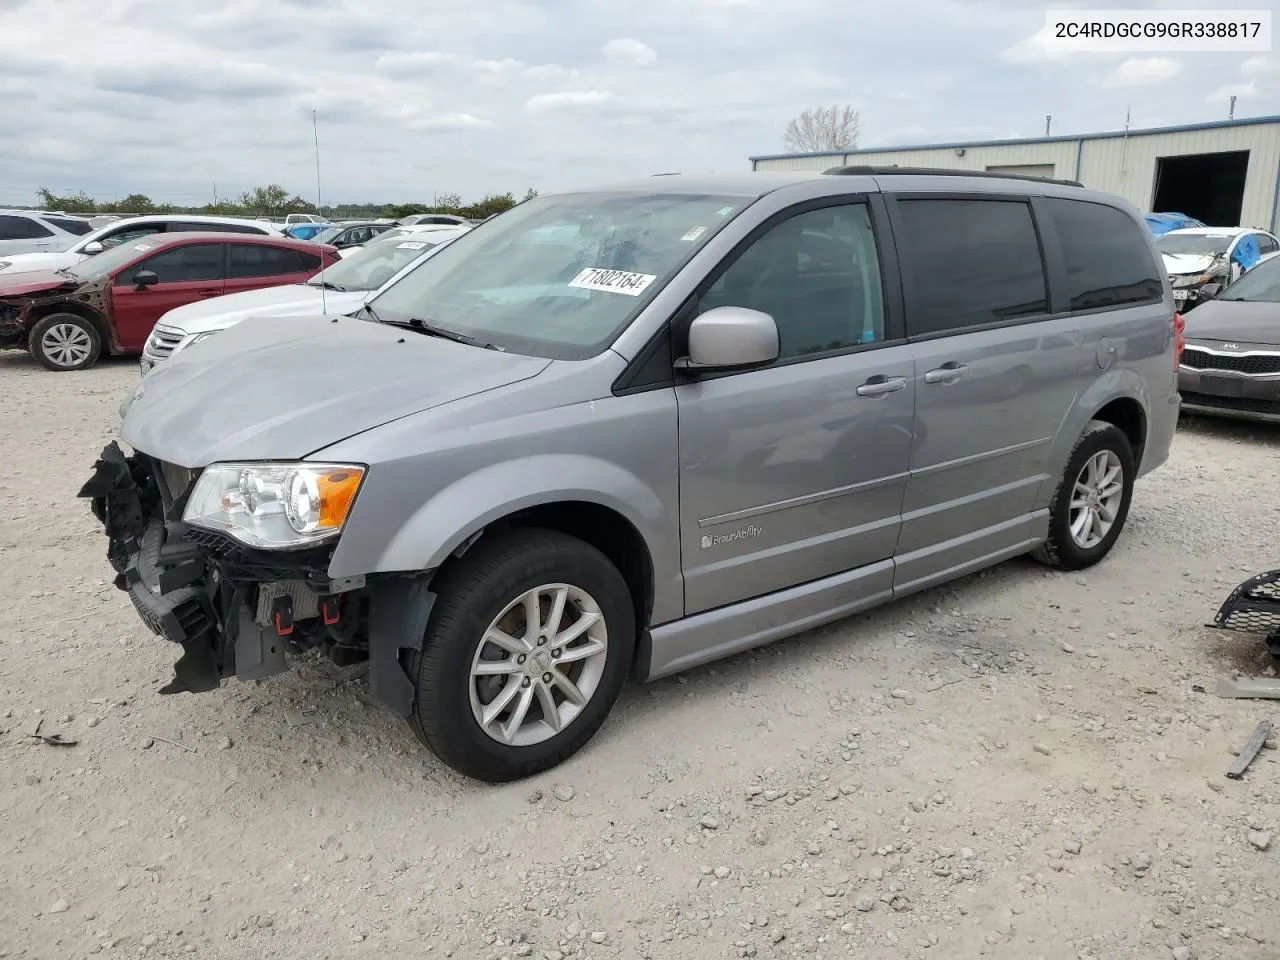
824,165,1085,188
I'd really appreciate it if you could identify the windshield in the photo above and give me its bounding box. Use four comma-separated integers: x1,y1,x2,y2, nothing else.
368,191,750,359
1157,233,1232,257
64,237,167,280
307,237,441,291
1221,255,1280,302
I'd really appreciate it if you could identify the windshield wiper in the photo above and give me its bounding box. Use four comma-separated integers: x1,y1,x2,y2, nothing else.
382,316,501,351
309,280,349,292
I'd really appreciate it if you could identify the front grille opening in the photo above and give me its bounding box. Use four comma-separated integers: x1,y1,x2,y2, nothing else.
1182,348,1280,376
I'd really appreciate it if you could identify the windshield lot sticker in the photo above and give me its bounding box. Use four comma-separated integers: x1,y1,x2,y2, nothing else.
681,226,707,242
396,241,428,249
716,206,735,216
568,267,656,296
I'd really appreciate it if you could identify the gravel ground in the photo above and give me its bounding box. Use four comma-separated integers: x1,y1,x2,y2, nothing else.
2,351,1280,960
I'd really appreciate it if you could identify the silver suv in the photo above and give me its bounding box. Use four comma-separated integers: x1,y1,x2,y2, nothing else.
81,169,1181,782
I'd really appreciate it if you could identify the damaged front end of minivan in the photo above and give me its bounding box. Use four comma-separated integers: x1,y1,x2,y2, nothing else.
78,442,434,713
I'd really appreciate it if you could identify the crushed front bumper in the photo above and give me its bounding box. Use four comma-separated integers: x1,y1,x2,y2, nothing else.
78,442,344,695
79,442,435,713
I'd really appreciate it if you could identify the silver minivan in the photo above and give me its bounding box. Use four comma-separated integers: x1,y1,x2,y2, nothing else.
82,169,1181,781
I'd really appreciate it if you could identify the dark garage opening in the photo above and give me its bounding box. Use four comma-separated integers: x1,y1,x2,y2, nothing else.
1152,150,1250,226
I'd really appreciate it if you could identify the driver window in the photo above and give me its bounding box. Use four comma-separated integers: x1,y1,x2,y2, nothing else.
700,203,886,360
118,244,224,285
102,226,163,248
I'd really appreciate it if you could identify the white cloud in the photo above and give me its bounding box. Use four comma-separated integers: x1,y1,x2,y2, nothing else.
602,38,657,67
374,51,463,77
1102,57,1181,88
526,90,615,112
1206,80,1258,103
1241,56,1278,76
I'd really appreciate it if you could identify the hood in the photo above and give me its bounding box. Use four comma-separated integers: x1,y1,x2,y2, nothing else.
121,313,552,467
0,251,86,274
1162,253,1220,277
1183,299,1280,347
159,283,370,335
0,270,78,298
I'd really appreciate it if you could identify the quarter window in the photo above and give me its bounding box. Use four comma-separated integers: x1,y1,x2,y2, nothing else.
121,244,225,284
1254,233,1279,255
895,199,1048,336
0,214,54,240
1042,198,1163,310
699,203,887,359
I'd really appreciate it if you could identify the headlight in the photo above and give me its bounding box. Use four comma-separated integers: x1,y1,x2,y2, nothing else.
183,462,365,549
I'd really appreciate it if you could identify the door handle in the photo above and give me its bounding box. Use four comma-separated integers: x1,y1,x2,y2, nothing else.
923,362,968,384
196,288,222,297
855,375,908,398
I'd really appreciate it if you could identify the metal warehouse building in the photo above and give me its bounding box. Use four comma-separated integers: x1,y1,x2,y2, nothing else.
750,115,1280,232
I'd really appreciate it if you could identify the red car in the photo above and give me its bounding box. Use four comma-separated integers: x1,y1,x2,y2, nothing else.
0,232,339,371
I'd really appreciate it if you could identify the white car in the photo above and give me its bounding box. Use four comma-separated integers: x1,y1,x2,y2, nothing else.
397,213,472,228
0,214,284,275
139,228,465,372
0,211,95,257
285,213,327,226
1158,226,1280,309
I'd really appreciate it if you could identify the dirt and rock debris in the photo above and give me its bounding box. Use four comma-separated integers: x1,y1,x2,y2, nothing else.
2,352,1279,960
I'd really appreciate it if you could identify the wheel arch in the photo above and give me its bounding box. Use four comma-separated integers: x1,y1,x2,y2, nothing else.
27,301,113,355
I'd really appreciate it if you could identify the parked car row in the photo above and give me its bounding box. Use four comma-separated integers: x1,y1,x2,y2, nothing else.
0,233,339,370
141,226,468,371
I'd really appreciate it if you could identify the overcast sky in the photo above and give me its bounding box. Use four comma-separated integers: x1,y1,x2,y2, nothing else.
1,0,1276,206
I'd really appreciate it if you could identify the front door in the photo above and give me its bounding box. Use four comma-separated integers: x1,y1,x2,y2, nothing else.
675,199,915,615
885,195,1082,594
111,242,226,351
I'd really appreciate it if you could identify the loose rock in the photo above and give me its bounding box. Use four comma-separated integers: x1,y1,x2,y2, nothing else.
552,784,575,802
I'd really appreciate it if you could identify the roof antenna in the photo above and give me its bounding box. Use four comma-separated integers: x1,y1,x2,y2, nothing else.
313,109,327,315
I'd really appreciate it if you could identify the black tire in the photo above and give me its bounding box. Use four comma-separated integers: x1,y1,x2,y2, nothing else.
29,313,101,372
1033,419,1136,571
407,528,635,782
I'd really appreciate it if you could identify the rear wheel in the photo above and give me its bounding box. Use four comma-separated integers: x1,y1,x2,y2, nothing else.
1034,420,1135,571
407,529,635,782
29,313,101,371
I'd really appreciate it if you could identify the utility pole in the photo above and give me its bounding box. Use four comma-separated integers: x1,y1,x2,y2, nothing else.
1045,115,1051,136
1229,95,1237,120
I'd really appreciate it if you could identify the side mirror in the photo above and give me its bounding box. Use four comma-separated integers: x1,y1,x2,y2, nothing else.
678,306,780,373
1200,282,1222,300
133,270,159,290
82,241,104,255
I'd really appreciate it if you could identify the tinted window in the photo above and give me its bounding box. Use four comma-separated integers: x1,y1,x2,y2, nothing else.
99,225,164,248
896,199,1048,335
700,203,886,359
1043,198,1163,310
173,221,266,235
0,215,54,240
228,244,308,278
1254,233,1278,254
119,243,225,284
41,216,93,236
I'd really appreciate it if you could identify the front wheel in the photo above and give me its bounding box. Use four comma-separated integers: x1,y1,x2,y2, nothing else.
29,313,101,371
407,528,635,782
1033,419,1136,571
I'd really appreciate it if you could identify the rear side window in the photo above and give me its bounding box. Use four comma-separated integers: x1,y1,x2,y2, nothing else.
0,214,54,240
228,243,310,278
895,199,1048,336
1042,198,1163,310
174,221,266,235
41,216,93,236
1255,233,1279,255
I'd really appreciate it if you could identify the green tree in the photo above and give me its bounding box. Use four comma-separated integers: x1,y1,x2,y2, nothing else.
522,187,539,202
101,193,156,214
37,188,97,213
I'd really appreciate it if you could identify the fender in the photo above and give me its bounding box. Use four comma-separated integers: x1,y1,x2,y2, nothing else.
1032,366,1151,509
327,453,672,581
